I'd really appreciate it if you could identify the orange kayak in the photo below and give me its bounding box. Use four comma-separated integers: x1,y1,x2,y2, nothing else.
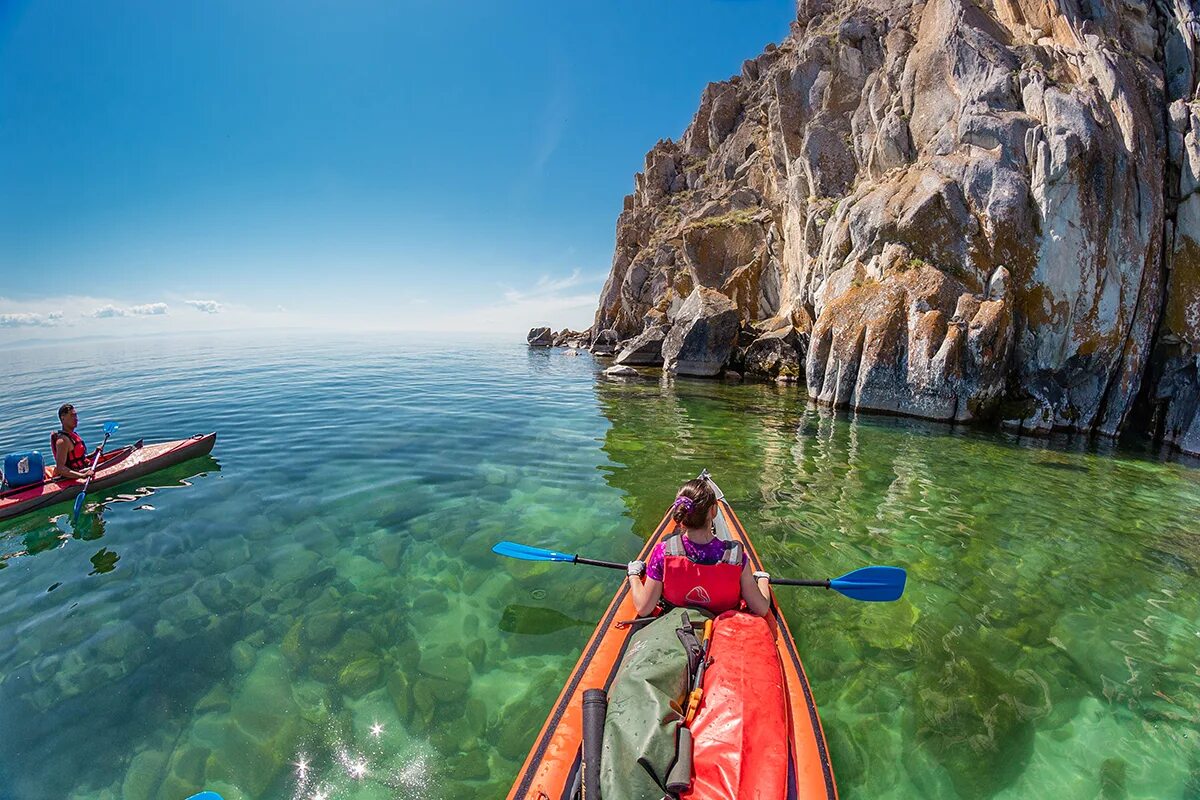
505,471,838,799
0,433,217,521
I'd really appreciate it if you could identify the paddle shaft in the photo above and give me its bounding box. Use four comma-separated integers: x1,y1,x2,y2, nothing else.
769,578,830,587
575,556,625,570
72,431,113,521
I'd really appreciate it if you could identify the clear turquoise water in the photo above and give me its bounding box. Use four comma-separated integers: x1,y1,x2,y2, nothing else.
0,334,1197,800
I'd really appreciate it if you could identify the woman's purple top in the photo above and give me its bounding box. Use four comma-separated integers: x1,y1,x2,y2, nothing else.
645,535,745,581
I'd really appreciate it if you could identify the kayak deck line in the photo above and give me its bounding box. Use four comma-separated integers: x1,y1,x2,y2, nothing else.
0,433,217,522
505,473,838,799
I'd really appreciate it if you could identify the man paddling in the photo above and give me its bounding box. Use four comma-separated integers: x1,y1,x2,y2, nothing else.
51,404,97,480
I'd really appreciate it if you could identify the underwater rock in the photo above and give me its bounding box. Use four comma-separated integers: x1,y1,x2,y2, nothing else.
269,545,320,584
449,749,491,781
159,743,210,800
412,678,438,726
338,656,383,697
387,671,412,724
120,747,168,800
413,589,450,614
496,695,550,761
200,649,305,797
194,683,232,715
96,621,150,664
465,696,488,733
230,640,256,673
604,364,641,378
465,638,487,670
378,536,411,570
281,619,306,666
303,609,345,646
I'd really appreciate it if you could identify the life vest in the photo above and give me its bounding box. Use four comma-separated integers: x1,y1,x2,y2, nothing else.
52,430,89,470
660,534,744,615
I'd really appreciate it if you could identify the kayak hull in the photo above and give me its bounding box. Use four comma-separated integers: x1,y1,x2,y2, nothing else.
505,477,838,799
0,433,217,521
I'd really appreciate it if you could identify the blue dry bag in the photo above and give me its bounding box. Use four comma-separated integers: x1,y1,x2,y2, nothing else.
3,451,44,489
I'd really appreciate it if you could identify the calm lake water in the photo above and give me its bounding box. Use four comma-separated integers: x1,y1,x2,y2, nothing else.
0,334,1197,800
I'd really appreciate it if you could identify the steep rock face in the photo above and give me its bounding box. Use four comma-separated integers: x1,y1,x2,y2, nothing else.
1145,9,1200,454
594,0,1199,448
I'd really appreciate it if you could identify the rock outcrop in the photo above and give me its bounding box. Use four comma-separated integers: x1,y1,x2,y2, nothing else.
615,325,669,366
590,329,620,356
592,0,1200,453
527,327,552,347
663,287,741,376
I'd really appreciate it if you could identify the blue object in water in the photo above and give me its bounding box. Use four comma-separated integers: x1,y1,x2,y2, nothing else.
185,792,224,800
3,451,44,489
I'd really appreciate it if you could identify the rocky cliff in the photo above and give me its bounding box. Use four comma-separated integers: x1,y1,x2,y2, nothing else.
592,0,1200,455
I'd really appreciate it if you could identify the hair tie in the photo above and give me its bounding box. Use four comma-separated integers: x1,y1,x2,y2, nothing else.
672,496,694,513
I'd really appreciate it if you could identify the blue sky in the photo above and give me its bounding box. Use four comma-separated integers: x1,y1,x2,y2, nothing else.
0,0,794,338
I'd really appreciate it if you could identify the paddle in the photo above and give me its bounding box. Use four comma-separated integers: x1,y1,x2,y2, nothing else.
71,421,119,524
491,541,907,602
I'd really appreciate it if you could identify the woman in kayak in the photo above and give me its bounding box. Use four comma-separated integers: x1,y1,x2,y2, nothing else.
626,478,772,617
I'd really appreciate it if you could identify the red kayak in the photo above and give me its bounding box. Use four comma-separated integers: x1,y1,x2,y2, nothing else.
0,433,217,522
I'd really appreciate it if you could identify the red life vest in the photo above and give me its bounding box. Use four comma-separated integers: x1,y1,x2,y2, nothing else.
660,534,744,615
52,430,89,470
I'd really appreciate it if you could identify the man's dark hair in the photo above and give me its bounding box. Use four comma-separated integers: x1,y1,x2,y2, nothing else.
58,404,75,420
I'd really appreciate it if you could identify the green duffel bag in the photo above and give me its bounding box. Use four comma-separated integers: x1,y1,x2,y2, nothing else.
599,607,709,800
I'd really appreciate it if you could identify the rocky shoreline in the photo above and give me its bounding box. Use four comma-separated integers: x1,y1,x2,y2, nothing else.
534,0,1200,457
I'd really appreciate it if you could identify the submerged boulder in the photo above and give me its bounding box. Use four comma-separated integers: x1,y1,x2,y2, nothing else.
663,287,740,377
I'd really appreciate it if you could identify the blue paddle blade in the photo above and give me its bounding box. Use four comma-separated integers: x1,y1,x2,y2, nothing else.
102,421,120,435
829,566,907,602
185,793,225,800
492,541,577,563
72,493,85,520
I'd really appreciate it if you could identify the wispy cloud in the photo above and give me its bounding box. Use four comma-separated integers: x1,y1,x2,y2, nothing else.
0,311,64,327
185,299,222,314
471,268,603,331
511,47,570,201
501,269,594,304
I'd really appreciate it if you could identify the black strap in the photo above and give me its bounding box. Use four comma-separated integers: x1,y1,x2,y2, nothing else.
674,611,702,690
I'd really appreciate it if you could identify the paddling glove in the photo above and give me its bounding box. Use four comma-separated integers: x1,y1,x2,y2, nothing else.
627,560,646,576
